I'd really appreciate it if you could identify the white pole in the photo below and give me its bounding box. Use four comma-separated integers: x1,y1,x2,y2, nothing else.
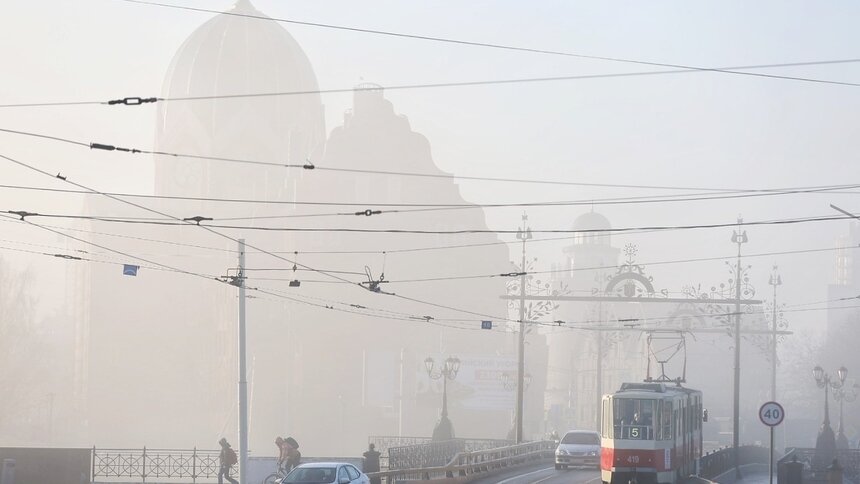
238,239,249,484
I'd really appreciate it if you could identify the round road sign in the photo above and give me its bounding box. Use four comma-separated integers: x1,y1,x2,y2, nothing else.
759,401,785,427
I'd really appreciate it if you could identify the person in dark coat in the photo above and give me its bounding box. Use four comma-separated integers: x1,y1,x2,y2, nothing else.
363,443,381,484
218,438,239,484
284,436,302,472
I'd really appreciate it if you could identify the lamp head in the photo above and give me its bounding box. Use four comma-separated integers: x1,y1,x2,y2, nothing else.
813,365,825,385
424,357,434,375
838,366,848,384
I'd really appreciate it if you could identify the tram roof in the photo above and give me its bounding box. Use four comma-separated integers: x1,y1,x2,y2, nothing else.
611,382,701,396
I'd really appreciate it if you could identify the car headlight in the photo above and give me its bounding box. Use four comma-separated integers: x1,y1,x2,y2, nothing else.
588,450,598,456
556,449,568,455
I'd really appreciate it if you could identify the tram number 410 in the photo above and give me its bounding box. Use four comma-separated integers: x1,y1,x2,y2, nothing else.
626,456,640,464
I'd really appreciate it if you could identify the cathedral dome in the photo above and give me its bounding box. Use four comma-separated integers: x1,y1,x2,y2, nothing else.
160,0,320,102
155,0,325,199
573,211,611,231
572,210,612,246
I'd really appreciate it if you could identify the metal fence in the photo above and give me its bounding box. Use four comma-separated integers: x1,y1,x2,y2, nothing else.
387,438,513,471
699,445,769,480
368,436,512,471
368,440,556,483
92,447,222,482
779,447,860,482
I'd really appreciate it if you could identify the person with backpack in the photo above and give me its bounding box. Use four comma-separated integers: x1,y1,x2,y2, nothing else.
218,437,239,484
284,436,301,472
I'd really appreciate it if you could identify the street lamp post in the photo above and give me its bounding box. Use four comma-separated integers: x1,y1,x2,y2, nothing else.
425,356,461,441
501,371,531,440
812,365,847,467
731,219,748,479
832,378,858,450
515,214,533,444
768,267,782,402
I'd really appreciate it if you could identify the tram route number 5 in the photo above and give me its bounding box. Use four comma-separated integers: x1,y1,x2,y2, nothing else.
759,401,785,427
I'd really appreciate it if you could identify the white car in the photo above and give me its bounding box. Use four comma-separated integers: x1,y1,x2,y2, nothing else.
280,462,370,484
554,430,601,470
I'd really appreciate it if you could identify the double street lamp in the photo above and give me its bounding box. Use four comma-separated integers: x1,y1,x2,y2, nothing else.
425,356,461,441
812,365,847,466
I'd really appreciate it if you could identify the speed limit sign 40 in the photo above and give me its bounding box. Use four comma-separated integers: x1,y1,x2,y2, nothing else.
759,401,785,427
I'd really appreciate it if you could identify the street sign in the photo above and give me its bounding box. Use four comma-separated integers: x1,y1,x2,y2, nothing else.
759,401,785,427
481,320,493,330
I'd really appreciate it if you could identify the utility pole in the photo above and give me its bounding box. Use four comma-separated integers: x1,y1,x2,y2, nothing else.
515,214,532,444
731,219,748,480
596,302,604,430
237,239,249,484
768,267,782,401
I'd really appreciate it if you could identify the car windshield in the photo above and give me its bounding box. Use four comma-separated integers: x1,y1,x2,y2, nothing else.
283,467,337,483
561,432,599,445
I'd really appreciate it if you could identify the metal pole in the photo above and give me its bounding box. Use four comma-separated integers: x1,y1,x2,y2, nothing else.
442,371,449,419
771,283,777,402
516,230,526,444
769,426,774,484
732,221,747,480
398,348,405,437
238,239,249,484
596,319,603,430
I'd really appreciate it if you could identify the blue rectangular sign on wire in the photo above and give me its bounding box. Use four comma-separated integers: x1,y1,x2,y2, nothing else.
481,320,492,330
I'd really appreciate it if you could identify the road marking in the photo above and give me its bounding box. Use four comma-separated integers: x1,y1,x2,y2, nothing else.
585,476,603,484
496,466,553,484
530,475,556,484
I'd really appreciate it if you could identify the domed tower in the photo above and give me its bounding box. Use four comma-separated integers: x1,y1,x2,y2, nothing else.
155,0,325,202
566,211,620,289
79,1,327,449
545,211,621,432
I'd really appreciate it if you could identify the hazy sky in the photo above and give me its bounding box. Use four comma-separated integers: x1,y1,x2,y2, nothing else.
2,0,860,332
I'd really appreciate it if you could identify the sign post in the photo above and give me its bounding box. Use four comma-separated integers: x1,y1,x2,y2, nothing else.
759,401,785,484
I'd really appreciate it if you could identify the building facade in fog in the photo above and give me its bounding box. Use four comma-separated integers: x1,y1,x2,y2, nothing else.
77,0,541,454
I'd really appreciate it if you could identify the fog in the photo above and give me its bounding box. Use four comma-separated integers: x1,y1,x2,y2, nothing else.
1,0,859,459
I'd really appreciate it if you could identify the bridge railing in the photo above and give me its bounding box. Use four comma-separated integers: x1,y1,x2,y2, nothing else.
91,447,221,482
779,448,860,483
367,440,556,483
368,436,513,470
699,445,769,480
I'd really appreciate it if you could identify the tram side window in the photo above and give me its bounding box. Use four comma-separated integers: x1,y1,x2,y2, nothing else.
660,401,672,440
612,398,655,440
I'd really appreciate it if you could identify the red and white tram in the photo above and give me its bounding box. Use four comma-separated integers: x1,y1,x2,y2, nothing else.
600,382,703,484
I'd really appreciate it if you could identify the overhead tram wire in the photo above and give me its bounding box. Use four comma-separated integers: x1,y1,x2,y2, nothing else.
5,126,860,197
8,210,856,235
111,0,860,89
5,209,856,332
0,212,511,330
3,56,860,109
3,220,854,288
4,209,858,261
3,183,858,224
0,151,533,326
245,244,860,286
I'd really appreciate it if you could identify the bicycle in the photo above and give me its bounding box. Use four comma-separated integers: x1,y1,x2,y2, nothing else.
262,466,287,484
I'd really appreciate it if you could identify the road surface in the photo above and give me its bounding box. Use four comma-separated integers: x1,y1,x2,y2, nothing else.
470,463,601,484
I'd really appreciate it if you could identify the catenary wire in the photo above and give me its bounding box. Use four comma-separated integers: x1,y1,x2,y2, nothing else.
8,126,860,192
0,151,538,325
112,1,860,88
8,210,855,234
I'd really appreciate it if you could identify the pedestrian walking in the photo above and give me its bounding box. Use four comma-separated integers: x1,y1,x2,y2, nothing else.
218,437,239,484
363,443,381,484
284,436,302,472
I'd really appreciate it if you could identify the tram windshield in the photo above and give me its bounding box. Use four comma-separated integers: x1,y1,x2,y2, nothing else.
611,398,660,440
